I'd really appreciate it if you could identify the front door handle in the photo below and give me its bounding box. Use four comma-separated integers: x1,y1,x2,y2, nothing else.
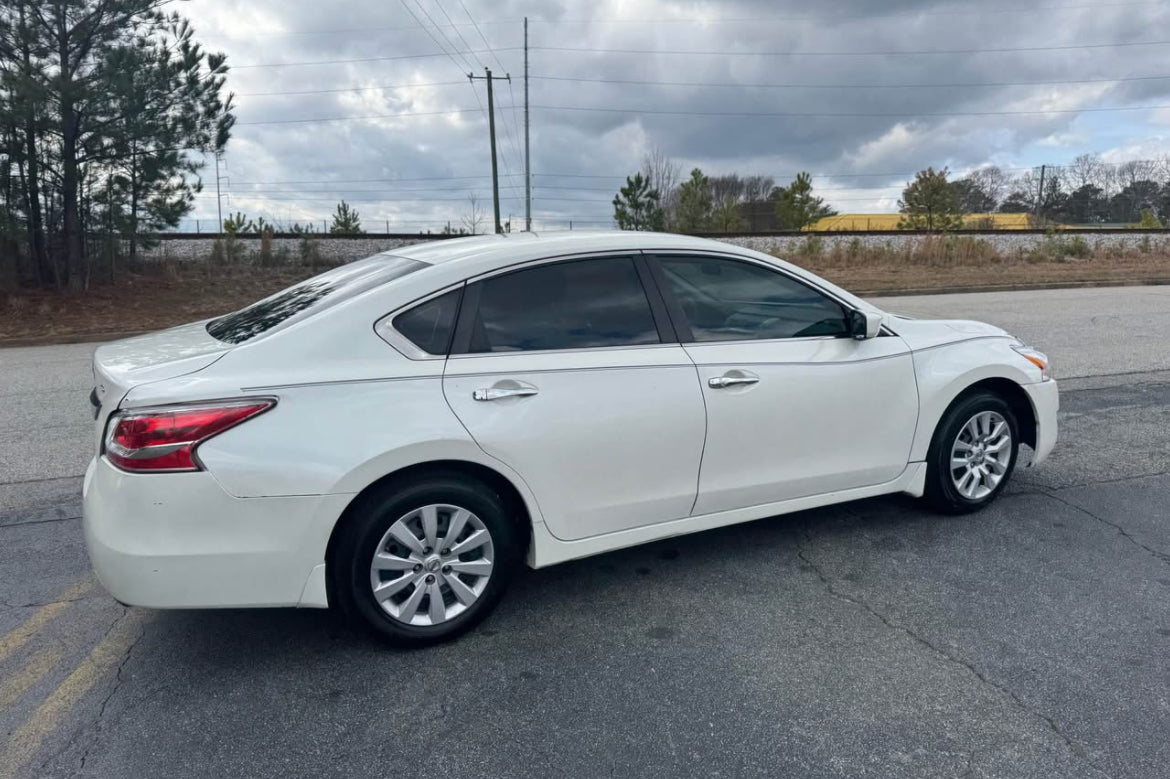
473,386,539,401
708,372,760,389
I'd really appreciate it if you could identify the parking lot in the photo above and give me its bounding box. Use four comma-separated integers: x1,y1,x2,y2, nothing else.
2,285,1169,778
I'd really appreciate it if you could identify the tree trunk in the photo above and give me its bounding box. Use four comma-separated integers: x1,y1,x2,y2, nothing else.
19,3,52,287
128,143,138,261
57,5,83,291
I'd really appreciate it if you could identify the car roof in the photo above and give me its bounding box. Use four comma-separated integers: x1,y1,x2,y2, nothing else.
393,230,745,268
384,230,875,316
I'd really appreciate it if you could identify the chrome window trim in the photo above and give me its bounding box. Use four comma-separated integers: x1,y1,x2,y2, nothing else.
463,249,644,284
374,282,466,361
452,251,668,358
375,246,887,361
445,342,686,361
648,250,867,344
645,249,863,317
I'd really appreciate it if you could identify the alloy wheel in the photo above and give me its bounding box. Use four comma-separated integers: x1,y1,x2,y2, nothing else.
949,410,1012,500
368,503,495,626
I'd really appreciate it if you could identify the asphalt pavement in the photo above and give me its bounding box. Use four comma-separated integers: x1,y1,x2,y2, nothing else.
1,285,1169,778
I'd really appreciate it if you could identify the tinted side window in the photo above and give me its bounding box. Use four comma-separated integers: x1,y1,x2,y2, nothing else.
393,288,462,355
659,256,849,342
467,257,660,353
207,254,426,344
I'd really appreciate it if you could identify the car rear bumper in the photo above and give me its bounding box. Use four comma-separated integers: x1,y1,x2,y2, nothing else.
82,456,350,609
1023,379,1059,466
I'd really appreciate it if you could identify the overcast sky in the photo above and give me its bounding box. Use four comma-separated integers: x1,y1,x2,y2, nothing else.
178,0,1170,231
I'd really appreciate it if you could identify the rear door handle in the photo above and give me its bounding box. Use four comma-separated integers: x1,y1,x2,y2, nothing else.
473,386,539,401
708,372,760,389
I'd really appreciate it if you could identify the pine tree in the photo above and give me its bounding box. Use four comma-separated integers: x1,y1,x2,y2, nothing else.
0,0,233,288
774,172,835,230
612,172,664,231
898,167,964,231
674,168,713,233
330,200,363,234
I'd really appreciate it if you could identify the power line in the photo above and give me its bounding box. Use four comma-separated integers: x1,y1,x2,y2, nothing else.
207,194,614,202
228,174,499,185
232,48,517,69
529,165,1058,181
532,103,1170,119
235,102,1170,128
235,108,478,126
526,1,1165,24
232,72,1170,99
223,164,1099,189
195,2,1163,37
237,80,467,98
530,38,1170,58
398,0,477,73
530,73,1170,91
431,0,487,70
399,0,524,212
458,1,526,180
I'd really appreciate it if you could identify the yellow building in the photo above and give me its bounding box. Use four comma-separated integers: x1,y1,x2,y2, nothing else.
806,213,1041,231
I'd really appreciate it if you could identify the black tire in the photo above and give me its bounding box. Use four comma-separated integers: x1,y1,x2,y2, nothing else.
924,390,1020,515
330,473,522,647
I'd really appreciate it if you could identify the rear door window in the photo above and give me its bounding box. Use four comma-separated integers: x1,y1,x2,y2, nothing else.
207,254,426,344
462,257,661,353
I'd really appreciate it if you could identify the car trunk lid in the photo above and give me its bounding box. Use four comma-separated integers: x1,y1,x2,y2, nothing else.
91,322,231,446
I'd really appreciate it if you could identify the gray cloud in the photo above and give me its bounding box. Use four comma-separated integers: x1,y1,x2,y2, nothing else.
182,0,1170,229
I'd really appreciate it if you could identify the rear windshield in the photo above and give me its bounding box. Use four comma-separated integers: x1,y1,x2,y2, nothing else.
206,254,427,344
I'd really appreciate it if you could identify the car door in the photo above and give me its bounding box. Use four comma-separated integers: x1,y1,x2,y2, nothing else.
648,253,919,516
442,254,707,541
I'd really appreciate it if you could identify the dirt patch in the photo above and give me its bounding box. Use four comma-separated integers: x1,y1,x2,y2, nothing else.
0,265,308,345
3,242,1170,345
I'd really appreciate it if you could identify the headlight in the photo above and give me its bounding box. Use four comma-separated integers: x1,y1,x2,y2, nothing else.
1012,344,1051,380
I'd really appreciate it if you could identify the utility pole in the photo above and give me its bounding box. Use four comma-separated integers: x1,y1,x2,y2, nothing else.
1035,164,1047,223
469,68,510,234
524,17,531,232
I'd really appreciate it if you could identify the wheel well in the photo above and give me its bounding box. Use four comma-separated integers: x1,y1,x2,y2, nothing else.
323,460,533,605
953,378,1037,449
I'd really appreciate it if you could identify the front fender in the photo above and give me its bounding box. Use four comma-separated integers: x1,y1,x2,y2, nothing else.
908,337,1040,462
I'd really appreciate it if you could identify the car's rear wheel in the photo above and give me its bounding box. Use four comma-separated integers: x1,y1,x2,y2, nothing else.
924,390,1020,514
331,474,521,647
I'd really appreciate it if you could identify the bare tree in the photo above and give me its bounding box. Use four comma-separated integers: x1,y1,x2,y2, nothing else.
1119,159,1152,187
968,166,1010,208
641,146,681,225
1067,153,1104,190
462,194,485,235
709,173,744,206
741,175,775,203
1153,154,1170,185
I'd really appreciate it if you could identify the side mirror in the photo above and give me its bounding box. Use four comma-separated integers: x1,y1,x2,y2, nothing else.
849,310,884,340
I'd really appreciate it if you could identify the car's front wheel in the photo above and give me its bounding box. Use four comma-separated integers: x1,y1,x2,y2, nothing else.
924,390,1020,514
331,474,522,647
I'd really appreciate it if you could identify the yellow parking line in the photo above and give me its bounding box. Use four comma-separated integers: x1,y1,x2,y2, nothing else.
0,647,63,713
0,576,95,666
0,610,148,779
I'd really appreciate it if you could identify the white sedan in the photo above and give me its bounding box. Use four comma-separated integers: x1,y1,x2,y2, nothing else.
83,232,1057,645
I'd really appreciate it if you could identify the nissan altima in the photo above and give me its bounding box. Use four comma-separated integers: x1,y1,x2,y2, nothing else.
83,232,1057,646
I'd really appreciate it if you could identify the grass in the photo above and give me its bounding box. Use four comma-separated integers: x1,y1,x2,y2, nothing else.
783,234,1170,294
2,235,1170,344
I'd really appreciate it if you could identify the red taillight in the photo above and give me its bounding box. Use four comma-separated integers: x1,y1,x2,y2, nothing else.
104,400,274,472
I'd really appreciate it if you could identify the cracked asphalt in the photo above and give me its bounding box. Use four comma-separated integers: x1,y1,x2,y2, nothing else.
2,285,1170,778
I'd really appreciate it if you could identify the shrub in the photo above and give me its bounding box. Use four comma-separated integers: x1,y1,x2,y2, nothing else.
298,236,322,267
796,235,824,258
